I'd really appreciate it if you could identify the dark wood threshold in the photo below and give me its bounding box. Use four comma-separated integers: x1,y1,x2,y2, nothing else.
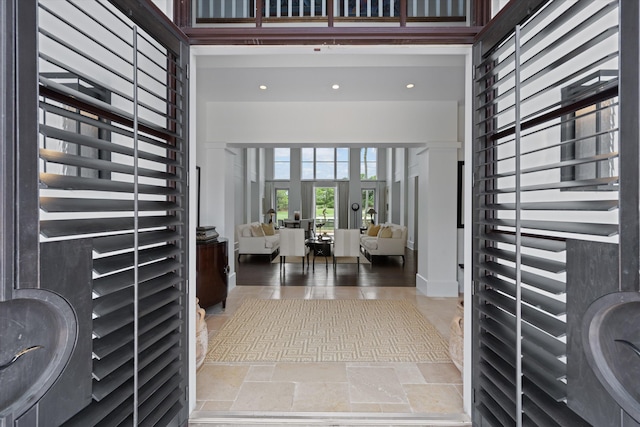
183,25,482,45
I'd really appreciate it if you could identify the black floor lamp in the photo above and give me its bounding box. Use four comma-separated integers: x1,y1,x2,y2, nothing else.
367,208,377,225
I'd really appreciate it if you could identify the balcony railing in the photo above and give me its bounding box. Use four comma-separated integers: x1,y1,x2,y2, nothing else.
195,0,466,22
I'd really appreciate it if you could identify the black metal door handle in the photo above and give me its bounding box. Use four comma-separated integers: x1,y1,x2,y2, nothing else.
0,345,44,371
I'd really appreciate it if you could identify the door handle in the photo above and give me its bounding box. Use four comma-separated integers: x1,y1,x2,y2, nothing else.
0,345,44,371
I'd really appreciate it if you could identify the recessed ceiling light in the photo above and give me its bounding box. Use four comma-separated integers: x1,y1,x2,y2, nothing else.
259,85,267,90
332,84,340,90
406,83,415,89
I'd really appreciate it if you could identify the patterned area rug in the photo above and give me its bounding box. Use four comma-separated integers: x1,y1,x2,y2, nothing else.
205,299,450,363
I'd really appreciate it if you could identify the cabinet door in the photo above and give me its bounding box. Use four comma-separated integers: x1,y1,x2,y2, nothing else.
196,239,228,308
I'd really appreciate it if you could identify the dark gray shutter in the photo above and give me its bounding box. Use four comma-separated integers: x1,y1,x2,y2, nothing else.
472,0,621,425
36,1,189,425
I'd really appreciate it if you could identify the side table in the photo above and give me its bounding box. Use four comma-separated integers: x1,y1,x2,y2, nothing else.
306,237,333,271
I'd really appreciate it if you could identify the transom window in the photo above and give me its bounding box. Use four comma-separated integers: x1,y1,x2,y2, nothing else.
360,148,377,180
274,148,291,180
301,148,349,180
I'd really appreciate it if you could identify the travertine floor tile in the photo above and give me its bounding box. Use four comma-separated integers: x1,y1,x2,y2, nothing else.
292,382,350,412
196,364,250,401
393,363,427,384
272,362,347,382
417,362,462,384
196,286,464,417
231,381,295,411
200,400,234,411
245,364,275,381
349,402,382,412
404,384,463,413
379,403,413,413
347,367,407,404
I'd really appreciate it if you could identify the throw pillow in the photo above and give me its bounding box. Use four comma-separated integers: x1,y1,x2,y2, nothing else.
367,224,381,236
250,224,265,237
379,226,392,238
241,226,252,237
261,223,275,236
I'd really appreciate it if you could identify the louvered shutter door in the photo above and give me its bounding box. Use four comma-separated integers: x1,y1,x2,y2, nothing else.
37,1,189,425
472,1,621,425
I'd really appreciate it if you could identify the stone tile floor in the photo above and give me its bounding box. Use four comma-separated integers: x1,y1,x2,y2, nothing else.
191,286,468,426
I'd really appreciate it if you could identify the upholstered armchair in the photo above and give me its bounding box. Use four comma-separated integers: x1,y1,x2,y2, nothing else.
332,229,361,270
278,228,309,270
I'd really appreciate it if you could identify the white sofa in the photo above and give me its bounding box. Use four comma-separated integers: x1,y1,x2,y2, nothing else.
236,222,280,262
360,223,407,264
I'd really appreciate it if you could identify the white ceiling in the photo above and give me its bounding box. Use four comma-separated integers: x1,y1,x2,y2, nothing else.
195,50,467,103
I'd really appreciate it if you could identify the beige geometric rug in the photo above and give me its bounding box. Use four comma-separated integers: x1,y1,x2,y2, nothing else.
205,299,450,363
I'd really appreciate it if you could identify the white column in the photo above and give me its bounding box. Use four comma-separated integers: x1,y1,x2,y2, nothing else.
198,142,237,291
349,147,362,228
416,142,461,297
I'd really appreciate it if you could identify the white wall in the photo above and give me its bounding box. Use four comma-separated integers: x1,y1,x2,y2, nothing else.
205,101,457,144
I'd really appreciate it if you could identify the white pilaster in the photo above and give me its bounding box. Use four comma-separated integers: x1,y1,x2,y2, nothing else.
198,142,237,290
416,142,461,297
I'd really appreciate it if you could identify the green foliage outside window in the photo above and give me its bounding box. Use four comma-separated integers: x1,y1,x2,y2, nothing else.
276,189,288,220
315,187,335,229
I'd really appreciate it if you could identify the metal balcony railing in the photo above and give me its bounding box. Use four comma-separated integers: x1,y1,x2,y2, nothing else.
194,0,466,22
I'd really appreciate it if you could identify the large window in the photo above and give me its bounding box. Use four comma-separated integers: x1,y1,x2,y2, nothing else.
301,147,349,180
274,148,290,180
360,148,377,180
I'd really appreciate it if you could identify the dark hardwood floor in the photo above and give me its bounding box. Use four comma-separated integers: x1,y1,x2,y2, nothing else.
234,248,417,287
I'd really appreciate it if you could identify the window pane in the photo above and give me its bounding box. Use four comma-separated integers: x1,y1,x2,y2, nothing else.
316,162,334,179
316,148,334,161
366,163,377,180
315,187,335,231
274,162,290,180
274,148,290,161
301,161,314,180
337,162,349,179
301,147,314,161
361,189,375,225
336,162,349,180
276,189,289,221
336,148,349,162
274,148,290,180
360,148,377,180
368,148,377,161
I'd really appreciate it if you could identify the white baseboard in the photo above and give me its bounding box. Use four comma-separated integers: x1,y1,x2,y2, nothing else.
228,272,237,292
416,273,459,297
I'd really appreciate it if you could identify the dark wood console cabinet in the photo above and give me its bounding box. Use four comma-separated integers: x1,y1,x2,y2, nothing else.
196,238,228,309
